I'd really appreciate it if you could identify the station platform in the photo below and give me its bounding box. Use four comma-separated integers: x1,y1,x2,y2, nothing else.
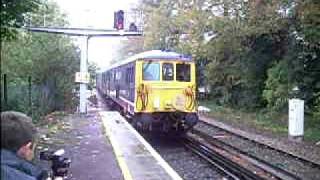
36,106,182,179
38,92,182,180
100,111,182,180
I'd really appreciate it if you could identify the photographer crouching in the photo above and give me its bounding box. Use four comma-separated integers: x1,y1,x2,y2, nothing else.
1,111,48,180
1,111,70,180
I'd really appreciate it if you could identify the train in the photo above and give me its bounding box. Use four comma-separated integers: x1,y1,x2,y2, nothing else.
96,50,199,133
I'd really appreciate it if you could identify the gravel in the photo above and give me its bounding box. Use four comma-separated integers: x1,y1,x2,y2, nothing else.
200,115,320,164
195,121,320,180
143,134,229,180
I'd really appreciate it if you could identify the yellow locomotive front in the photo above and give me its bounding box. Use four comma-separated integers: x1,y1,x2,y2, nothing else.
133,57,198,133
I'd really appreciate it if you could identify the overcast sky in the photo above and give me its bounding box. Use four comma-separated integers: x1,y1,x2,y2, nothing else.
54,0,139,70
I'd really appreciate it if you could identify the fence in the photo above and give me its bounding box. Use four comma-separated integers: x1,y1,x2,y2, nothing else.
1,74,76,121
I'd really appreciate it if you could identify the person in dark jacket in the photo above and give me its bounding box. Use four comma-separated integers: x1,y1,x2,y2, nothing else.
1,111,47,180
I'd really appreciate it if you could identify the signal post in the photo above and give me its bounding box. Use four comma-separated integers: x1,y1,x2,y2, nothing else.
26,10,143,114
79,36,89,113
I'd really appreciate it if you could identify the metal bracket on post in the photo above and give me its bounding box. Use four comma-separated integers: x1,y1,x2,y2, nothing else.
79,36,89,114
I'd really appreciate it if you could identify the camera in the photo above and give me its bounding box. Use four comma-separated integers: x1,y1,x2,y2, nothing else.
40,149,71,178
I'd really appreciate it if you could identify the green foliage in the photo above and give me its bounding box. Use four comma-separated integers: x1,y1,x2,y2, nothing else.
295,0,320,47
1,1,80,119
27,0,69,27
313,93,320,120
263,61,289,111
143,0,178,50
1,0,42,40
108,0,320,143
200,100,319,141
134,0,320,114
112,37,144,63
1,81,30,113
1,32,80,116
88,62,99,89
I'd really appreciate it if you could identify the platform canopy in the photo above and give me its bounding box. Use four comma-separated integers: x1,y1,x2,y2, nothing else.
25,27,143,37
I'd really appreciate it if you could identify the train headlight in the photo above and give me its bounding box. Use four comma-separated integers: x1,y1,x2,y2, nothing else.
154,97,160,109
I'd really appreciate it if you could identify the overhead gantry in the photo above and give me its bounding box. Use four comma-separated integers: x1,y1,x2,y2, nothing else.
25,27,142,114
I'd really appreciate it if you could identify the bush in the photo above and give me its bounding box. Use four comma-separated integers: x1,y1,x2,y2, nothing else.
262,60,289,111
1,82,31,114
313,94,320,120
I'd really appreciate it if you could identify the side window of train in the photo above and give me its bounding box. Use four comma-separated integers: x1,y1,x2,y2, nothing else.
116,70,121,80
143,62,160,81
176,63,191,82
162,63,174,81
130,67,134,82
126,68,130,83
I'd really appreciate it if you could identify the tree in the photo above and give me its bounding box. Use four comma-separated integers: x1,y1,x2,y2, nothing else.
130,0,319,115
1,1,80,117
1,0,42,40
111,37,144,64
142,0,178,50
88,62,99,89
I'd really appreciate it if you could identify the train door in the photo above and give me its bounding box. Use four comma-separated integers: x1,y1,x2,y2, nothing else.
116,69,121,98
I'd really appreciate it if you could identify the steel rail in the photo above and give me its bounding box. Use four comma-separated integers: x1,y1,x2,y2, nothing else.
192,129,301,180
199,119,320,168
183,137,266,180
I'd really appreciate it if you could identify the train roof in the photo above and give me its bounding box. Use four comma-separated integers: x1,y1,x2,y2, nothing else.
104,50,192,72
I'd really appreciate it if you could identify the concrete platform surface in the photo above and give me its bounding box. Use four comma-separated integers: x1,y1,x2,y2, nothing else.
35,108,124,180
68,111,124,180
100,111,182,180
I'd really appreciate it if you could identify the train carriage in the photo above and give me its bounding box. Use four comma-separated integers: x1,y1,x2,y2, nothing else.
97,50,198,133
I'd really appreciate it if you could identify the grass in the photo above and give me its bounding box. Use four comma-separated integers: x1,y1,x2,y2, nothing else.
199,100,320,142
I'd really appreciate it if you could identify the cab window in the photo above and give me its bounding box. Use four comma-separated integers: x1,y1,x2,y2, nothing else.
176,64,191,82
143,62,160,81
162,63,174,81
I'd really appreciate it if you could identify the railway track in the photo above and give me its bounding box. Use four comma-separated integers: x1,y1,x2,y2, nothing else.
186,130,301,180
194,120,320,179
199,120,320,168
98,93,318,179
99,94,226,179
183,136,267,180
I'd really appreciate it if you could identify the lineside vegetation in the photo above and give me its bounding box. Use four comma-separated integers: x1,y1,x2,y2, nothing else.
1,0,80,121
116,0,319,140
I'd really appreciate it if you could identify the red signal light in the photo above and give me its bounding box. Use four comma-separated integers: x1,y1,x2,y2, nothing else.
114,10,124,30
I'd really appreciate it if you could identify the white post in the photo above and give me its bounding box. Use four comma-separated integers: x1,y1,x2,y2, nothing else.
288,98,304,141
43,14,46,27
80,36,89,114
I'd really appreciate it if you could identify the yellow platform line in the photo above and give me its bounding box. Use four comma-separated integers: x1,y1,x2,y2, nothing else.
101,116,133,180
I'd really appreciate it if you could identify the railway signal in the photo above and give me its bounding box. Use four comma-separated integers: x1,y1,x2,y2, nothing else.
114,10,124,30
129,23,137,32
25,26,142,114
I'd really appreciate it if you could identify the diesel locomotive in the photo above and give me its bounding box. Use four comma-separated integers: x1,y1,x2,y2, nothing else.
97,50,198,133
